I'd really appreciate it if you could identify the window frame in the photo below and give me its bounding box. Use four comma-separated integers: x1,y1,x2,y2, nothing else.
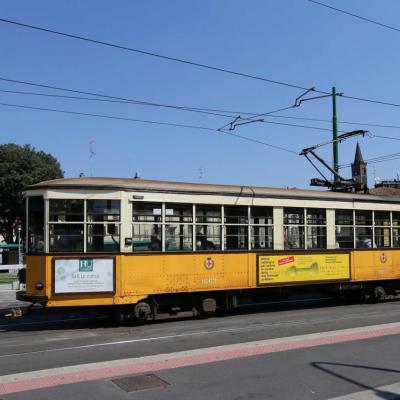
46,198,121,254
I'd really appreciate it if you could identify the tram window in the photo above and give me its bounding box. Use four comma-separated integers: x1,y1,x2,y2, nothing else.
28,196,45,253
392,212,400,226
375,227,391,248
49,224,84,252
307,209,326,225
355,210,372,226
251,226,273,249
87,200,120,222
225,225,248,250
165,204,193,223
307,226,326,249
132,224,162,251
87,223,120,252
355,227,373,248
393,228,400,248
165,224,192,251
196,205,221,223
250,207,273,224
335,210,353,225
49,200,84,222
335,226,354,249
284,208,305,249
375,211,390,226
196,225,221,250
284,226,305,249
284,208,304,225
132,202,162,222
224,206,248,224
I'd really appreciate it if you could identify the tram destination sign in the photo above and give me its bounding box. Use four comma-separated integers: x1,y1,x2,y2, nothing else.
54,258,115,294
258,253,350,285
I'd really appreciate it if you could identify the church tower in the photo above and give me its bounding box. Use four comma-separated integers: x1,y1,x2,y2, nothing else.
351,142,368,192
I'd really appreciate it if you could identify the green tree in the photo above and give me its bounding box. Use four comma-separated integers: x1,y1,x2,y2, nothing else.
0,144,64,243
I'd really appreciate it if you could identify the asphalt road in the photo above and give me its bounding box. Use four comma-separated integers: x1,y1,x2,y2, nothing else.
1,296,400,399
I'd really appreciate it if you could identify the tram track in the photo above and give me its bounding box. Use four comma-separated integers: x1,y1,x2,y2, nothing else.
1,299,400,378
0,297,398,339
1,300,400,359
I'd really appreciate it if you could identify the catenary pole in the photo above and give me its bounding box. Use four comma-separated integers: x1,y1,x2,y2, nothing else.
332,87,339,183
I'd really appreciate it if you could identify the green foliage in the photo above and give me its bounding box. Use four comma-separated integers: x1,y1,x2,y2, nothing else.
0,144,64,243
0,274,18,284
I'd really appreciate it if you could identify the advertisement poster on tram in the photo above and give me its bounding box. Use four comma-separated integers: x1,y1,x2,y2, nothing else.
258,253,350,285
54,258,114,293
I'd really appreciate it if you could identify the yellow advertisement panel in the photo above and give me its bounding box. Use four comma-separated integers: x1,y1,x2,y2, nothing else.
258,253,350,285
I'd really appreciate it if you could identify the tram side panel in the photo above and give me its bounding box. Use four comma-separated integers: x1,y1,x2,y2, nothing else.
351,250,399,282
120,252,252,297
25,255,48,299
24,250,400,309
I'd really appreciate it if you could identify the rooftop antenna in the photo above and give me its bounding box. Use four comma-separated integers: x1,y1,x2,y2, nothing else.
89,140,95,176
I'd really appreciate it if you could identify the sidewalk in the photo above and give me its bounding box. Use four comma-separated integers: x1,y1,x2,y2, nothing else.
0,289,29,311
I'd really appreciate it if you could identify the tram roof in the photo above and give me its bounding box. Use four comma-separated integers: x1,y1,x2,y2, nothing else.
26,177,400,203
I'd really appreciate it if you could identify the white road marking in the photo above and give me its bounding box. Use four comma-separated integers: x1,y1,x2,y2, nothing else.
328,381,400,399
0,311,378,359
1,321,400,386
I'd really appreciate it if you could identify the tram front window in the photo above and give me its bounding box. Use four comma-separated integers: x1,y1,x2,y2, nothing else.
49,199,84,252
49,224,84,252
27,196,45,253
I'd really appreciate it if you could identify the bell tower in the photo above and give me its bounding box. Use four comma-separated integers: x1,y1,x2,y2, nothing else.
351,142,368,192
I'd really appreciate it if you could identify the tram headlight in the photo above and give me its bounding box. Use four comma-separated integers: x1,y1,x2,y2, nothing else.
35,282,44,291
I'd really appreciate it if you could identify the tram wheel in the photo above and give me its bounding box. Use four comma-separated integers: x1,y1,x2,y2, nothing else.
372,286,386,302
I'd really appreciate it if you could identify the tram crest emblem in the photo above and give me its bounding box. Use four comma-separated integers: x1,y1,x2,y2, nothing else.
204,257,215,270
380,253,388,264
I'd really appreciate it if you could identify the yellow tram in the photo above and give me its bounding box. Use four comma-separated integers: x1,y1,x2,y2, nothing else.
18,177,400,321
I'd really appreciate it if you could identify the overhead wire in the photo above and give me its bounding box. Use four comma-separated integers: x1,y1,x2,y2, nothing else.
340,152,400,168
2,17,400,112
268,114,400,130
4,15,400,115
5,79,398,134
217,87,320,131
0,17,320,92
308,0,400,34
339,133,400,168
0,87,262,117
5,12,400,175
0,78,239,120
373,134,400,142
3,79,399,143
0,101,299,154
0,81,334,132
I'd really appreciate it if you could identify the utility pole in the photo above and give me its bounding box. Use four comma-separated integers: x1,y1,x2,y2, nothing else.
332,87,339,183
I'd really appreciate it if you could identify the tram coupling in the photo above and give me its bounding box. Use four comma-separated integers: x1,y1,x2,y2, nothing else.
4,303,35,318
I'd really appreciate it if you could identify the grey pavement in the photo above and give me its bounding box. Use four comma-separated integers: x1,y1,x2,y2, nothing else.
3,332,400,400
0,289,29,310
2,299,400,399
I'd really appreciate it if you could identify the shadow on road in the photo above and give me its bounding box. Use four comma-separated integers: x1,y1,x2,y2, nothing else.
1,294,399,334
0,296,338,333
311,361,400,399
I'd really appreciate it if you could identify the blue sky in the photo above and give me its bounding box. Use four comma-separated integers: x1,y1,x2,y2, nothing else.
1,0,400,188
